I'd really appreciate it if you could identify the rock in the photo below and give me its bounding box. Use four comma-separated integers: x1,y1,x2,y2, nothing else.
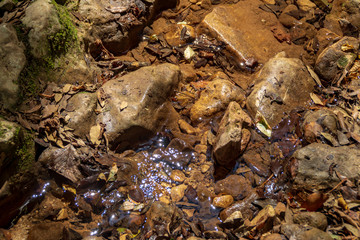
0,23,26,108
261,233,285,240
0,0,15,13
39,145,83,183
80,0,177,57
280,223,311,239
220,191,259,221
292,143,360,190
242,150,271,177
22,0,62,58
315,36,359,82
221,211,244,229
313,28,341,58
200,0,303,66
297,0,316,12
145,201,182,236
64,92,97,137
293,212,328,231
35,194,66,220
279,5,300,28
170,170,186,183
171,184,187,202
190,79,246,123
298,228,333,240
213,101,252,168
248,205,275,233
96,64,180,151
215,175,252,200
246,53,315,128
27,222,66,240
213,195,234,208
0,120,35,187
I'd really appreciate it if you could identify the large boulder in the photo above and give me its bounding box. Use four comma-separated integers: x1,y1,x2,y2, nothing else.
246,53,315,129
0,23,26,109
315,36,359,82
96,63,180,151
200,0,303,66
292,143,360,189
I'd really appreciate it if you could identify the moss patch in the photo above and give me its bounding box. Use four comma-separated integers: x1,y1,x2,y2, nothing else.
14,128,35,171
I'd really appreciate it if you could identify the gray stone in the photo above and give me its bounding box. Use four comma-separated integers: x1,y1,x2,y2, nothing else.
64,92,97,137
190,79,246,123
246,53,315,128
292,143,360,189
22,0,62,58
293,212,328,231
298,228,333,240
315,36,359,82
213,101,252,167
96,63,180,151
0,23,26,108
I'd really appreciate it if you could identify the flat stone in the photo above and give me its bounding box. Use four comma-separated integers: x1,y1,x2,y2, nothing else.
315,36,359,82
190,79,245,123
292,143,360,190
96,63,180,151
64,92,97,138
0,23,26,108
200,0,303,66
246,53,315,128
213,101,251,168
293,212,328,231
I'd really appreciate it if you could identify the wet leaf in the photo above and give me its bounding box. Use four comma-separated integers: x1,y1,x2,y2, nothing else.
62,184,77,194
321,132,339,146
338,196,348,210
255,112,272,138
97,173,107,181
301,192,328,211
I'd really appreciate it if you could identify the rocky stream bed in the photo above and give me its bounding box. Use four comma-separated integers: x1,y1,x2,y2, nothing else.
1,0,360,239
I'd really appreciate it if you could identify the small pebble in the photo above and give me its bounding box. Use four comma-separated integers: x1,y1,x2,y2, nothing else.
170,170,186,183
213,195,234,208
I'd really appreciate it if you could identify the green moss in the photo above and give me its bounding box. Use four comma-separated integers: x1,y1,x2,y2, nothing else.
15,129,35,171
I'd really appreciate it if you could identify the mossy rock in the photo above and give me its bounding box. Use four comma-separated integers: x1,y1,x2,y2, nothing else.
0,119,35,188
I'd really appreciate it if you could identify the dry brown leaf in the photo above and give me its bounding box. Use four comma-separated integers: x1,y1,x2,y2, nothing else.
89,124,102,146
54,93,63,103
42,105,59,119
310,93,324,106
62,84,72,93
301,192,328,211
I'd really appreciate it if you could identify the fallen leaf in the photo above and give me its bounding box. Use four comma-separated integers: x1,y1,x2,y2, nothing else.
54,93,63,103
301,192,328,211
89,124,102,146
62,84,72,93
184,46,196,60
310,93,324,106
42,105,59,119
108,163,118,182
255,112,272,138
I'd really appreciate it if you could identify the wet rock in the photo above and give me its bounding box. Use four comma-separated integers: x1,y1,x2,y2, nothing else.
220,191,259,221
171,184,187,202
39,145,83,183
298,228,333,240
96,64,180,151
0,23,26,108
190,79,246,123
80,0,177,57
200,0,303,66
170,170,186,183
315,36,359,82
242,150,271,177
293,212,328,231
35,193,66,220
213,101,252,168
279,5,300,28
313,28,341,57
246,53,315,128
145,201,182,236
64,92,97,137
213,195,234,208
221,211,244,229
292,143,360,190
154,138,194,169
204,230,227,239
215,175,252,200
